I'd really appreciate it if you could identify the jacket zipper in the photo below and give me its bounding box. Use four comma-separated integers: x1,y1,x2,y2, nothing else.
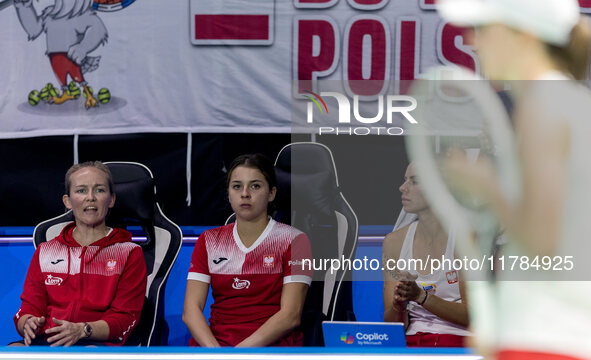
71,246,87,321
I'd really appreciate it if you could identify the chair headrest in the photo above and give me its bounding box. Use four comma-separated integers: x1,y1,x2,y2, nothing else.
274,143,339,216
274,167,334,216
276,143,338,183
105,163,155,224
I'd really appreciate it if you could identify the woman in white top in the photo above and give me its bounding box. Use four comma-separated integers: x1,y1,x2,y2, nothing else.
438,0,591,358
383,163,470,347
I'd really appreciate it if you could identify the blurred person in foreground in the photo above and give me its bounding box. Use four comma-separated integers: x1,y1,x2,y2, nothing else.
438,0,591,358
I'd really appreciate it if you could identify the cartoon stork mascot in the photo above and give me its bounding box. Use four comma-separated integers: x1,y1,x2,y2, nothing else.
14,0,108,108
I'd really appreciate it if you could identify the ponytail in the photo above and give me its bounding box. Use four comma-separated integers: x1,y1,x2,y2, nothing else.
548,19,591,80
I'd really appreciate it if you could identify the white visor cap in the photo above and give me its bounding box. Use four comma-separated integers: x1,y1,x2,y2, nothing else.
437,0,580,46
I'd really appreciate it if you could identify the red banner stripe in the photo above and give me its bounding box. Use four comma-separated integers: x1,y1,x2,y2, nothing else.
195,15,269,40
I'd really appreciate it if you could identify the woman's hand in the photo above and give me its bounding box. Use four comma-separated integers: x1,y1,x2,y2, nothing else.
23,315,45,346
45,318,85,347
392,272,424,303
390,284,407,312
183,280,221,347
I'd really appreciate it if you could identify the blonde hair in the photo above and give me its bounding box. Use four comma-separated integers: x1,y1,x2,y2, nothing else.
64,161,114,195
548,19,591,80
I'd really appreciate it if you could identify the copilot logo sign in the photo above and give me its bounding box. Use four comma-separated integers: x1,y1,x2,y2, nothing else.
340,332,355,344
305,91,418,135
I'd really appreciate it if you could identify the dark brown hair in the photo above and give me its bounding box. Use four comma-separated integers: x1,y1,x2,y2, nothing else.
64,161,114,195
226,153,277,190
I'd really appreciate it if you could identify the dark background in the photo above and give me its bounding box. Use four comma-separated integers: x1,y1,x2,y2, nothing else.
0,133,409,228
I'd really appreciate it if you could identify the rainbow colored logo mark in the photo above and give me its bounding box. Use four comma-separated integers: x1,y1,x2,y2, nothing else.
340,332,354,344
303,90,329,114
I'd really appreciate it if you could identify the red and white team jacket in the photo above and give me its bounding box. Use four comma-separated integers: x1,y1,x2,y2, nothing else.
14,222,147,345
188,219,313,346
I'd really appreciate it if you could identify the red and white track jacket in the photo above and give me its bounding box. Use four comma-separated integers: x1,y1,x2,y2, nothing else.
14,222,147,345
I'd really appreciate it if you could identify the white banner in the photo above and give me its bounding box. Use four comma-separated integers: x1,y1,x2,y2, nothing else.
0,0,484,138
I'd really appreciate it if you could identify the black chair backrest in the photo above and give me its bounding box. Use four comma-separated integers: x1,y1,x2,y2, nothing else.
33,162,182,346
274,143,358,346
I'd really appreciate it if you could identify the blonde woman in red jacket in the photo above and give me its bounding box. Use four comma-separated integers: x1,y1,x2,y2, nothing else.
12,161,147,346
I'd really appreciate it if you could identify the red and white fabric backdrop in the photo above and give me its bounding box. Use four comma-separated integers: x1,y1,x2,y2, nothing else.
0,0,587,138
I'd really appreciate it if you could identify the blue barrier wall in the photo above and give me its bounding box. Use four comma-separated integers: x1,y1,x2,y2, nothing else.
0,241,384,345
